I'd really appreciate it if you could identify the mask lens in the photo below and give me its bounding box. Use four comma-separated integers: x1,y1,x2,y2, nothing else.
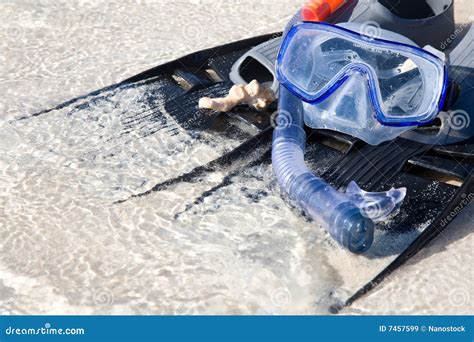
277,23,445,125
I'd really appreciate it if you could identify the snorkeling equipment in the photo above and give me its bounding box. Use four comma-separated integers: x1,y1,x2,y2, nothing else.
272,19,453,253
276,21,448,144
272,86,406,253
21,0,473,310
230,0,455,92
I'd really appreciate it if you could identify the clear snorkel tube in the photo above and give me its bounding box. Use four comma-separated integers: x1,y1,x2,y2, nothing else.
272,22,410,253
273,88,406,253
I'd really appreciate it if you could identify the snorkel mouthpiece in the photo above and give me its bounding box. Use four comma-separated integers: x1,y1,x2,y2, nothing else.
272,87,405,254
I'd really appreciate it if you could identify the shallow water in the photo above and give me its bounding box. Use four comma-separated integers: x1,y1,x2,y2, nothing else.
1,0,473,315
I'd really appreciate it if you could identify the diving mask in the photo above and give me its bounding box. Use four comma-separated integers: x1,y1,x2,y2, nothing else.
276,21,448,144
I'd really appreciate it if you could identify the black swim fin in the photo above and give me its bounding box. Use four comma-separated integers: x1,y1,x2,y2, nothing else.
117,24,473,313
19,0,473,313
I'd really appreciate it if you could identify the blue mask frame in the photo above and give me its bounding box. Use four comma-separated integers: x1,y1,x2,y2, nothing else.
276,21,449,127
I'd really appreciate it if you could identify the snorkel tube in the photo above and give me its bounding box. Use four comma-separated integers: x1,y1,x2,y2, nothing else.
273,3,375,254
272,88,375,253
272,21,409,254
